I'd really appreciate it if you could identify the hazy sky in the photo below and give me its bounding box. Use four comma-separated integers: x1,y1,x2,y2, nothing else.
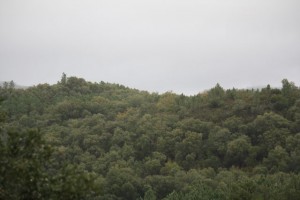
0,0,299,94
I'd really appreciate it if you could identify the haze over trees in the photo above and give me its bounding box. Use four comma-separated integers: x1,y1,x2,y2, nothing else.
1,74,300,199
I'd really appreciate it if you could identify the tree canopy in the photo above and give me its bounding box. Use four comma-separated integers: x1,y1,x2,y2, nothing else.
1,75,300,199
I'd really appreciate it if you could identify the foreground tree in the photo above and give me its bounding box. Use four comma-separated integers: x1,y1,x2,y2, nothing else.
0,128,98,200
0,128,51,199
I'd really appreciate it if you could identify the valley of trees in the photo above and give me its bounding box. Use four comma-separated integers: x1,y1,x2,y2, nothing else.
1,74,300,199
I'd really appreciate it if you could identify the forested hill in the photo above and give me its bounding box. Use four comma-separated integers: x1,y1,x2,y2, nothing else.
1,75,300,199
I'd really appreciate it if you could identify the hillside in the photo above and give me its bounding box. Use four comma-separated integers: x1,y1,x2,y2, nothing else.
1,75,300,199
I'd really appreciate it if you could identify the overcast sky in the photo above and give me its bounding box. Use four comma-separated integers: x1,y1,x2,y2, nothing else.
0,0,299,95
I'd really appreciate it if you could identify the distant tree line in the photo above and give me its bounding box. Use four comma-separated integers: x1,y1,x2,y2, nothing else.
1,74,300,199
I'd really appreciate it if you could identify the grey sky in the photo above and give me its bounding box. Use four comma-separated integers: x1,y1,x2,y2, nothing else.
0,0,299,95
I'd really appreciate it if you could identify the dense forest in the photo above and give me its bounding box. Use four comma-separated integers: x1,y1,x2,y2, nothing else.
1,74,300,200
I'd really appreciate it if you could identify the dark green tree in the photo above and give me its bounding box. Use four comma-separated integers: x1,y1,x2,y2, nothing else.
0,128,52,199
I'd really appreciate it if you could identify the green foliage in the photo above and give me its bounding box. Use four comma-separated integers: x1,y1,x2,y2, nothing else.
225,135,252,167
0,129,51,199
0,128,99,199
1,77,300,199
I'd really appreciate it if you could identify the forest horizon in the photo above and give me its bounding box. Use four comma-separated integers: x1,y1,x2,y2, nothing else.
1,74,300,199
